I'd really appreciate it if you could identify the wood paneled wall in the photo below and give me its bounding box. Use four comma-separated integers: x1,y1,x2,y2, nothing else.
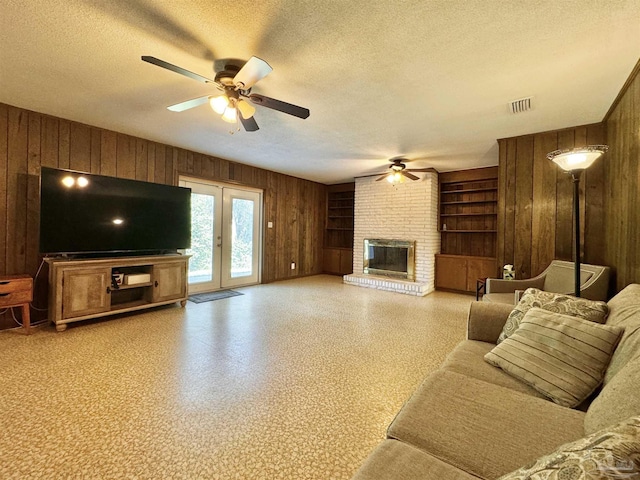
0,102,327,329
496,123,605,280
603,60,640,292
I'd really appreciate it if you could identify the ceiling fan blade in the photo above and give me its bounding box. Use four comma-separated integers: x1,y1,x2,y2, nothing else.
233,56,273,90
407,167,437,173
402,171,420,181
167,96,211,112
248,94,310,119
376,174,389,182
239,113,259,132
141,56,215,84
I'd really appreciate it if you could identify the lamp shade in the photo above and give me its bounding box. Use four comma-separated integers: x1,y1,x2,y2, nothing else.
237,99,256,119
209,95,229,114
547,145,608,171
221,107,237,123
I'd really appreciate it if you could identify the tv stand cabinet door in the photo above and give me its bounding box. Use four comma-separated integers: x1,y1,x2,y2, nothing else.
152,262,187,303
62,268,111,319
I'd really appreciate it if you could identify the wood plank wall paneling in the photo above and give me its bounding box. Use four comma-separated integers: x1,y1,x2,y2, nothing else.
0,102,327,329
514,136,533,279
603,59,640,292
497,123,605,281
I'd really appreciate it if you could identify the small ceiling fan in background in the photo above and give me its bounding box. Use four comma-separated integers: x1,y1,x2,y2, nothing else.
376,158,434,183
141,55,310,132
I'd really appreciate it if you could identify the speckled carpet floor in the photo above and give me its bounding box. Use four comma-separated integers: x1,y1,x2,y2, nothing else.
0,275,473,479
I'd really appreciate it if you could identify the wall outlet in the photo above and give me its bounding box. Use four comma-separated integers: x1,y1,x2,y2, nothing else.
291,262,296,270
268,221,273,228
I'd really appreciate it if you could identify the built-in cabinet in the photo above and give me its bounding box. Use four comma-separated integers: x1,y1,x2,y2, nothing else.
323,183,355,275
47,255,188,331
435,254,497,292
436,167,498,293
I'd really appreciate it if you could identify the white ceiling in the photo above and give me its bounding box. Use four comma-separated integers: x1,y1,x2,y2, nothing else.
1,0,639,184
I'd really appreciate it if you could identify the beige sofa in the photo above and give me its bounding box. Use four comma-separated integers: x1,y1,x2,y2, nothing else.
352,284,640,479
483,260,610,304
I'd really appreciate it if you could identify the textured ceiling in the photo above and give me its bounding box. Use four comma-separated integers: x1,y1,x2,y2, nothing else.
1,0,639,184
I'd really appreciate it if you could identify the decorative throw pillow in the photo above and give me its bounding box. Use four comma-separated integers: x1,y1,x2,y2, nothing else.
497,288,608,344
498,415,640,480
485,308,623,408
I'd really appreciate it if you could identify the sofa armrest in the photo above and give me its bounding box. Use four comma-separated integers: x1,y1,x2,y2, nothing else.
467,301,515,343
485,276,545,293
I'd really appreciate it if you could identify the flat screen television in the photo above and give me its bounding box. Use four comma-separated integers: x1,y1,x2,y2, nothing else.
39,167,191,256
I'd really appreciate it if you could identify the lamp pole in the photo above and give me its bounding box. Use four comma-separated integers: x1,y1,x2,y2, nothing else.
571,171,581,298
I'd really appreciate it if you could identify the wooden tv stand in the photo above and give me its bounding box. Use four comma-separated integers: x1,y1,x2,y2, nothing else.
46,254,189,332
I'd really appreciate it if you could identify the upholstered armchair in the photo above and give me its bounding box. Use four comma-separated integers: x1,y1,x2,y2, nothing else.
483,260,610,304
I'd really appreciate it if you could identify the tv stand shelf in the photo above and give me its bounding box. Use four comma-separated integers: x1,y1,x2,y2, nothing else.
46,254,189,332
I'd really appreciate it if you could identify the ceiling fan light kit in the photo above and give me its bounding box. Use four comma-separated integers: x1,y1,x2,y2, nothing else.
376,158,430,184
141,55,309,133
387,171,405,183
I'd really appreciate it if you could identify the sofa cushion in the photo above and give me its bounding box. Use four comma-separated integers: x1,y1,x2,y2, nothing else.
497,288,608,344
351,439,479,480
498,415,640,480
485,308,623,408
441,340,547,399
603,283,640,384
387,369,585,479
585,354,640,435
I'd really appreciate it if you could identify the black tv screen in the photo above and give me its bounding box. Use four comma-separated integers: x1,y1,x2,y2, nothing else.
39,167,191,255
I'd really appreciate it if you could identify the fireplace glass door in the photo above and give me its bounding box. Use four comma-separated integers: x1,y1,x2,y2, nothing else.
363,239,415,280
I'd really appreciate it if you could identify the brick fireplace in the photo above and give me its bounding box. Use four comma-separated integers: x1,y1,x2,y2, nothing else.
343,172,440,296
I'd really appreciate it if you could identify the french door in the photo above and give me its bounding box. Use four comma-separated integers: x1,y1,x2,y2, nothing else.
179,178,262,293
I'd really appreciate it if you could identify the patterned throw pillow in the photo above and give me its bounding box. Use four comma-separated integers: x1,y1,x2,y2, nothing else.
485,308,623,408
497,288,608,344
498,415,640,480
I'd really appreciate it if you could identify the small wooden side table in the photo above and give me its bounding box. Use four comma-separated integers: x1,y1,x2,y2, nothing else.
0,275,33,334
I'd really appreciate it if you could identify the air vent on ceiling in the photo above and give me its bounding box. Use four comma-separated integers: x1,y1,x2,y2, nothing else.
509,97,532,114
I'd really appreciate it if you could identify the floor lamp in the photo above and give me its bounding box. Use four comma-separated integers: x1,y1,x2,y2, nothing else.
547,145,608,297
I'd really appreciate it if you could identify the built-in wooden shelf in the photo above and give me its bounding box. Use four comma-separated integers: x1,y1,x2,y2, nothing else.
441,213,497,217
324,183,355,275
441,187,497,194
441,200,496,205
442,230,497,233
438,167,498,264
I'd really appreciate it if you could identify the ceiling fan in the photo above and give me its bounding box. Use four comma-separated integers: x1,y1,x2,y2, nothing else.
141,55,310,132
376,158,434,183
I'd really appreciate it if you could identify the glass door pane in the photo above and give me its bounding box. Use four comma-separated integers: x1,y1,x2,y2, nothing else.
221,188,261,288
187,193,215,284
230,198,254,278
179,180,222,293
